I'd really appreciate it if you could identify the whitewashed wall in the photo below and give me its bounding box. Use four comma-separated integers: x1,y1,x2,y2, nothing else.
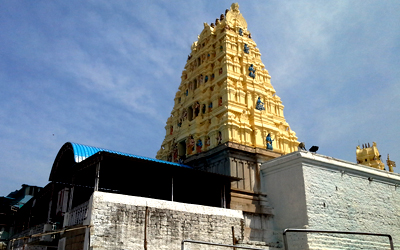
86,191,244,250
261,151,400,250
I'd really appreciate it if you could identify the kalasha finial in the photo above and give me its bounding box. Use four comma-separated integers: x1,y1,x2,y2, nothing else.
387,154,396,172
231,3,239,12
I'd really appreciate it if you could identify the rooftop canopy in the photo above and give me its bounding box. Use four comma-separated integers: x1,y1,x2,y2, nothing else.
49,142,192,182
49,142,235,208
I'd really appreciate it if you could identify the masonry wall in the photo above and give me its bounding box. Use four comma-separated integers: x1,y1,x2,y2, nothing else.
63,228,86,250
261,152,400,250
260,153,309,249
87,191,244,250
302,160,400,250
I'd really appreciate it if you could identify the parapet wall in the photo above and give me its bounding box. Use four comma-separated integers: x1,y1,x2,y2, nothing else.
302,156,400,249
261,151,400,250
88,191,244,250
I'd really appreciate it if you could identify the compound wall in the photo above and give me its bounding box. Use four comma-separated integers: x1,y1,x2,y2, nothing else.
261,151,400,250
86,191,244,250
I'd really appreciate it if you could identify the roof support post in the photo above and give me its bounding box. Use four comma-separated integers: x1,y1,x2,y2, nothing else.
171,176,174,202
221,184,226,208
94,162,100,191
68,177,75,212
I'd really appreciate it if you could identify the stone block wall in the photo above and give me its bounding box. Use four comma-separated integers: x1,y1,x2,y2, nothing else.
243,212,277,245
87,191,244,250
62,228,86,250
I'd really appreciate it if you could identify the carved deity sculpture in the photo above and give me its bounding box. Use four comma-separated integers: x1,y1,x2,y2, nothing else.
255,97,265,111
172,143,178,162
181,109,188,120
248,64,256,79
193,101,200,117
217,132,222,145
244,44,250,54
187,135,195,155
266,133,274,150
196,139,203,153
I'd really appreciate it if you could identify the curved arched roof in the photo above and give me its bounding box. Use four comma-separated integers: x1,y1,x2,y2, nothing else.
69,142,175,165
49,142,192,181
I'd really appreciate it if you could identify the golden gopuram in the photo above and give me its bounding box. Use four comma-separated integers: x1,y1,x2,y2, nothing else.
356,142,396,172
356,142,385,170
157,3,299,212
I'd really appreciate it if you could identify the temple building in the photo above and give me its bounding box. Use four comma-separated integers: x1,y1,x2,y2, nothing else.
156,3,298,163
156,3,299,222
4,3,400,250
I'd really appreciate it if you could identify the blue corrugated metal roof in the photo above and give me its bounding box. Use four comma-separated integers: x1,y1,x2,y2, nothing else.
14,195,34,208
69,142,192,169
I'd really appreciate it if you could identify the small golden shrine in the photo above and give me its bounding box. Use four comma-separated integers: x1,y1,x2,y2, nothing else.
156,3,298,162
356,142,396,172
387,154,396,172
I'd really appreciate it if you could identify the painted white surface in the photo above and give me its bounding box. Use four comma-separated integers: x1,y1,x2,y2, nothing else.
92,191,243,218
88,191,245,250
261,151,400,249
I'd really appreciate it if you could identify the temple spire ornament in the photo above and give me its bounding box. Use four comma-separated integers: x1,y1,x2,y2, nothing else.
356,142,385,170
156,3,298,162
387,154,396,172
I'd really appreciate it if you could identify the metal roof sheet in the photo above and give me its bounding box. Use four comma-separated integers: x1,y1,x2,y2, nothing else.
69,142,192,169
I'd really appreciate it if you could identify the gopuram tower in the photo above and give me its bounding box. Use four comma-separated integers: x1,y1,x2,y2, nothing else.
157,3,298,223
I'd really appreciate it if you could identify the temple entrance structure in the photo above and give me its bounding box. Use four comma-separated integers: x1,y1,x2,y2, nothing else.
156,3,299,241
156,3,298,163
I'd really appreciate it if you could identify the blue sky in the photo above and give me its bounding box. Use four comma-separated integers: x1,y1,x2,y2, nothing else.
1,1,399,196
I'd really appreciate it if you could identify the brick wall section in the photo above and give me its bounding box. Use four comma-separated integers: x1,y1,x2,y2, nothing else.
88,191,244,250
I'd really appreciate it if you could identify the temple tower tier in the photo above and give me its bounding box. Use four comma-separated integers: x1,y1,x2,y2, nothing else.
156,3,299,243
156,3,298,163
